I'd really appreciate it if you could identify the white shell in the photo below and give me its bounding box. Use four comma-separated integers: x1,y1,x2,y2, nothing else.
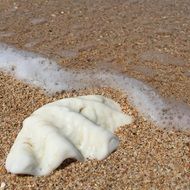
5,95,133,176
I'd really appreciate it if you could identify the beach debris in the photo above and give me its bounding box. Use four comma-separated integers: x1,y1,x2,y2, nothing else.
5,95,133,176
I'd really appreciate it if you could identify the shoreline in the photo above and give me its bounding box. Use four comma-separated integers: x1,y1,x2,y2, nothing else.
0,0,189,189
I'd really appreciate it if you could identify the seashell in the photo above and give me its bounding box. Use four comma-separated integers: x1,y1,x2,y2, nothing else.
6,95,133,176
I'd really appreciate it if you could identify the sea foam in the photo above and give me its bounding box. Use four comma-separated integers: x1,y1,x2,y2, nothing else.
0,43,93,93
0,43,189,130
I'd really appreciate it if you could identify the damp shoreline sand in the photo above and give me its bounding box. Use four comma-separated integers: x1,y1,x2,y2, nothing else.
0,0,190,189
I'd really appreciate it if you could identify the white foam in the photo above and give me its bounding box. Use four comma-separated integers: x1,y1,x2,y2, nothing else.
94,73,190,130
116,77,190,130
0,43,94,93
0,43,189,130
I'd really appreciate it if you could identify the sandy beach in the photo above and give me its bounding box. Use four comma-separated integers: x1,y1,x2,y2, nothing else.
0,0,189,189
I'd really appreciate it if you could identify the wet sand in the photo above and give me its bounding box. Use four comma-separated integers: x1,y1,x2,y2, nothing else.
0,0,189,189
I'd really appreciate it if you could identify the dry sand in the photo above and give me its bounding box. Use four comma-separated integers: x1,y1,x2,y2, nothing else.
0,0,190,189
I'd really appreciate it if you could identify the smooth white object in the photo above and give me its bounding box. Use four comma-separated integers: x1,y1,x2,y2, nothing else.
6,95,133,176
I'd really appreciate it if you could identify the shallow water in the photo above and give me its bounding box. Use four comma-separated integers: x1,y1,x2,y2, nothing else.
58,49,79,59
140,50,187,66
129,65,156,77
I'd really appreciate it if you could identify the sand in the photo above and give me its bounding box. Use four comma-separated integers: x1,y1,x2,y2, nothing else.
0,0,189,189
